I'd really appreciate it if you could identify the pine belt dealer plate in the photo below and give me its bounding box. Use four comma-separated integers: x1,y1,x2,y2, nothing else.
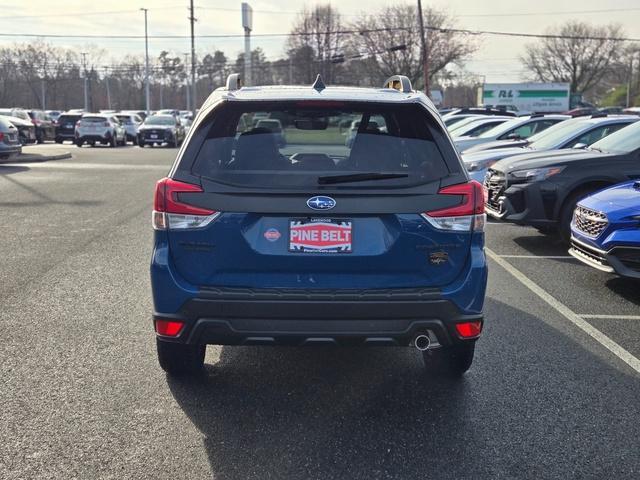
289,219,352,253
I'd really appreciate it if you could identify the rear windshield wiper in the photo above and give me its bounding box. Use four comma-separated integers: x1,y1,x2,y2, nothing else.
318,172,409,185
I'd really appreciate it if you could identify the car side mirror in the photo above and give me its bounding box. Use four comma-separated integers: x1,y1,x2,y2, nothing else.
572,143,588,150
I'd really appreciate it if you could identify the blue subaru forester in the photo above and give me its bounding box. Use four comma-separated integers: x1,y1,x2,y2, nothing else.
150,74,488,377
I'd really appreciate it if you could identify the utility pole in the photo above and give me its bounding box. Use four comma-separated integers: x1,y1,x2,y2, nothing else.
104,67,112,110
81,52,88,111
183,52,190,111
416,0,430,97
627,55,634,108
41,79,46,110
242,3,253,86
141,8,150,116
41,57,47,110
189,1,197,117
289,57,293,84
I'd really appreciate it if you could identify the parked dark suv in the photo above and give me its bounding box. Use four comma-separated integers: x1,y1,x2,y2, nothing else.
55,112,83,144
485,120,640,241
150,74,488,378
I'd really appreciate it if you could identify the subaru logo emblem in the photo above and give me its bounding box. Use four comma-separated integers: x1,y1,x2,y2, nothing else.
307,196,336,210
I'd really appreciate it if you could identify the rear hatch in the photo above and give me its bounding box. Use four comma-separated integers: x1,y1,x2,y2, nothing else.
157,100,481,290
77,117,109,137
57,115,82,135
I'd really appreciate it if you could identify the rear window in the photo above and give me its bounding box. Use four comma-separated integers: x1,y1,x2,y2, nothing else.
58,115,82,123
80,117,107,124
190,101,450,189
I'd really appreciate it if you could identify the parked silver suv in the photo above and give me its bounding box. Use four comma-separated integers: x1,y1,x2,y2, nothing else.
75,114,126,147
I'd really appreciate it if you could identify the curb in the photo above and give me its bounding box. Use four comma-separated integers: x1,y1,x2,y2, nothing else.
0,151,72,164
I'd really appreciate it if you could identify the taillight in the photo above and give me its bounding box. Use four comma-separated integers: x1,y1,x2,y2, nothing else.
0,132,4,142
421,180,486,231
155,318,185,337
103,121,110,127
455,321,482,338
152,177,219,230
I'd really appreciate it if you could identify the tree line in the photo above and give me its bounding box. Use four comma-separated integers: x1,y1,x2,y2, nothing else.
0,4,637,111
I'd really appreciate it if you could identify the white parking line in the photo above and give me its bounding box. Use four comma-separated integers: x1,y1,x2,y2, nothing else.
498,255,574,259
580,315,640,320
486,248,640,375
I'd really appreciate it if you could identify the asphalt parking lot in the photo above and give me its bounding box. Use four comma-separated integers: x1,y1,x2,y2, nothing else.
1,145,639,479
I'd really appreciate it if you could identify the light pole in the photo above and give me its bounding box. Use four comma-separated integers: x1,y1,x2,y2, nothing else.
81,52,88,111
104,67,112,110
141,8,150,115
416,0,429,96
189,0,197,117
183,53,190,111
242,3,253,86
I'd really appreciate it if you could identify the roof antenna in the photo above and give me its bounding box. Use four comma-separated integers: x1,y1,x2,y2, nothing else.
312,74,326,92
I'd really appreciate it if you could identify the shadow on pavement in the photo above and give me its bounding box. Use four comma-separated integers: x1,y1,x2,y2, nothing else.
0,172,102,208
167,299,640,479
512,233,571,258
0,165,30,175
605,277,640,306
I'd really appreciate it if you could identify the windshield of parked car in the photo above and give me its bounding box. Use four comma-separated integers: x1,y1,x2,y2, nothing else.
191,101,451,189
527,119,594,150
145,115,175,125
589,120,640,154
478,117,532,138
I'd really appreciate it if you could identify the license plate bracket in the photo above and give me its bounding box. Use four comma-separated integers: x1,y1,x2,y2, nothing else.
289,218,352,253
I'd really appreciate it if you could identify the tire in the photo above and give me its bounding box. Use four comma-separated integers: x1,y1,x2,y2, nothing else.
138,141,145,148
422,342,475,377
156,339,205,376
36,131,44,144
110,134,117,148
55,138,63,144
75,139,83,147
168,140,177,148
558,189,595,244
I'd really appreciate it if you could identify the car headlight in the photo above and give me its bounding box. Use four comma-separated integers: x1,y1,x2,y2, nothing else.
508,166,565,182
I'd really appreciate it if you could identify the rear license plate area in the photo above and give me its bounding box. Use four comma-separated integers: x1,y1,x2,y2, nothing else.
289,218,352,253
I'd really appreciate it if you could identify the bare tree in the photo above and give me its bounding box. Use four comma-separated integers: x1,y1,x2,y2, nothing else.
287,5,345,84
521,21,625,94
348,5,477,89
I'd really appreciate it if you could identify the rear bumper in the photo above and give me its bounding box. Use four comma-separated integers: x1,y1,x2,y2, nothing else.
0,144,22,158
154,289,483,347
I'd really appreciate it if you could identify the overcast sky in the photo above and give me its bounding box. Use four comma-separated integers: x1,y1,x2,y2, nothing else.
1,0,639,83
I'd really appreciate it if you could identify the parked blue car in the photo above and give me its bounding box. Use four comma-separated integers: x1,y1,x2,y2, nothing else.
150,74,488,377
569,181,640,279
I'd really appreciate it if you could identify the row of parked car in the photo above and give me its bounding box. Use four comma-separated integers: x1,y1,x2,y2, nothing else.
442,107,640,281
0,107,194,158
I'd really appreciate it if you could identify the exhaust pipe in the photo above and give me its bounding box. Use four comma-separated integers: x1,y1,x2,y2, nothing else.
414,334,431,351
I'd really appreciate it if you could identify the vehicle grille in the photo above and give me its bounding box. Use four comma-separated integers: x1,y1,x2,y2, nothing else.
484,170,506,212
573,206,608,238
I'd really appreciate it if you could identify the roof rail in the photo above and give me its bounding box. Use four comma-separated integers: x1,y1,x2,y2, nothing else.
383,75,412,93
225,73,243,91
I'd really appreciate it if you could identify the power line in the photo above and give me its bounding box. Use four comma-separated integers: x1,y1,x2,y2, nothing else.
0,26,638,42
457,7,640,18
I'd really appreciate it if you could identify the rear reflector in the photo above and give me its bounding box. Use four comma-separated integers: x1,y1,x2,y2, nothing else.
153,177,220,230
155,319,185,337
455,321,482,338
